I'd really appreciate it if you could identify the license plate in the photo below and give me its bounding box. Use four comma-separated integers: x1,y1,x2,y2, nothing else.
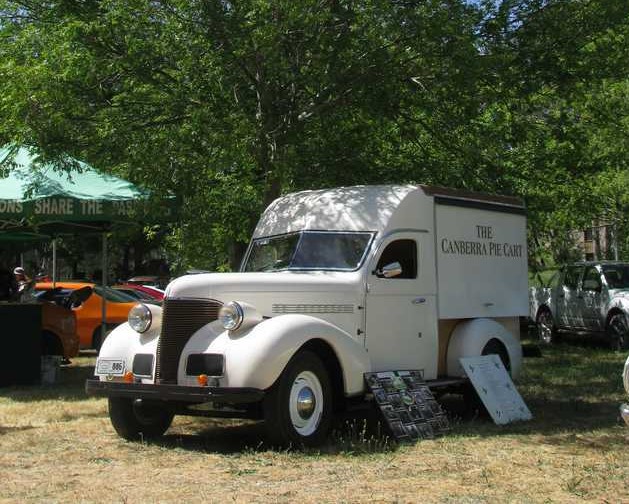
96,359,126,376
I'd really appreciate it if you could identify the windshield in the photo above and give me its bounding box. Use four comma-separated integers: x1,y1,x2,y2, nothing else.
94,285,137,303
602,265,629,289
243,231,374,272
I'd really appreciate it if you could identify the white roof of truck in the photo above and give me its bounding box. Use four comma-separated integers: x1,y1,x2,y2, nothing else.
253,184,524,238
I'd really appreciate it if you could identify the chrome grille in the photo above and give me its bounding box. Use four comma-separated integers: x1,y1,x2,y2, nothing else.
155,298,222,383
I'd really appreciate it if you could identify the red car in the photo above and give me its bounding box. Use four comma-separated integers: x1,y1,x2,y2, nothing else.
112,283,164,302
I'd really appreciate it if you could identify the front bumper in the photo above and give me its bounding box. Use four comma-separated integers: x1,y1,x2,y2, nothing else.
621,403,629,426
85,379,264,404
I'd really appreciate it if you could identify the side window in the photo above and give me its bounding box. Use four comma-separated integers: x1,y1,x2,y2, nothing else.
376,239,417,279
563,266,583,290
582,266,602,292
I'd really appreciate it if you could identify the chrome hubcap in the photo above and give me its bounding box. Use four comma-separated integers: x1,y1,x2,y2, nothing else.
296,387,316,419
289,371,323,436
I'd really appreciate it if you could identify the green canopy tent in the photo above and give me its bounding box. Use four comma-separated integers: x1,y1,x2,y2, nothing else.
0,145,174,343
0,145,154,232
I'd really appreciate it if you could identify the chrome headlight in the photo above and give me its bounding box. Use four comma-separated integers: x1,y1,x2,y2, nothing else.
128,303,152,333
219,301,244,331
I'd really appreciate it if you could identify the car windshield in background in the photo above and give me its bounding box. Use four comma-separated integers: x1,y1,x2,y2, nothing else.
94,285,137,303
114,288,155,301
243,231,374,272
602,265,629,289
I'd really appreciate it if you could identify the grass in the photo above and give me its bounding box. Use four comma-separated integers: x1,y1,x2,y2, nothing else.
1,343,628,503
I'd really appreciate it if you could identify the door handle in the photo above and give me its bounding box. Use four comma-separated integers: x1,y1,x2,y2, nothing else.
412,297,426,305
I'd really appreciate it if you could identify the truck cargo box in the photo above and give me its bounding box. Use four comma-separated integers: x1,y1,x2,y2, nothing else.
429,188,528,319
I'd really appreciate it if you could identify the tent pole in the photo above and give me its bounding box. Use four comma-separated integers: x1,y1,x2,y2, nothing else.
101,231,108,348
52,238,57,288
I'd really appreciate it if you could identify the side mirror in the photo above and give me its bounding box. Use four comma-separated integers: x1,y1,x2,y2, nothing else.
582,279,601,292
375,262,403,279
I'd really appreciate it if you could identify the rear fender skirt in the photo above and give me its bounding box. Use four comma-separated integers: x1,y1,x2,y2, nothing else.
446,318,522,379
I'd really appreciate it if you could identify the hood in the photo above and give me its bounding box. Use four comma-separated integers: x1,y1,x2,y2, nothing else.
165,271,362,301
610,289,629,299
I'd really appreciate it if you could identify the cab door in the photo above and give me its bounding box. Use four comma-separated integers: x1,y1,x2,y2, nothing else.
557,265,584,328
580,265,604,331
364,232,438,379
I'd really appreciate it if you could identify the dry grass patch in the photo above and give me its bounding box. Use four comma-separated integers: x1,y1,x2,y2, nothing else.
1,345,628,503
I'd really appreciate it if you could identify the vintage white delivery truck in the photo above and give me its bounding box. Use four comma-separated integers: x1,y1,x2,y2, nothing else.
87,185,528,445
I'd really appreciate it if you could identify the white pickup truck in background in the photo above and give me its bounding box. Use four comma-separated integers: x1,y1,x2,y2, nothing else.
531,262,629,351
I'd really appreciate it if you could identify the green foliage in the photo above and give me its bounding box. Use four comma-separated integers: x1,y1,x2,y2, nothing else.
2,1,629,268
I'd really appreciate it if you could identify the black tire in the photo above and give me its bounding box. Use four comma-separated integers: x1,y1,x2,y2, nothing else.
607,313,629,351
463,339,511,416
536,308,556,345
482,338,511,372
463,338,511,418
263,350,333,447
108,397,174,441
41,330,63,356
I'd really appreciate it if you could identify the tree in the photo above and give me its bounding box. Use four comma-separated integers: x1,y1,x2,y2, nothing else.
0,0,489,269
471,0,629,265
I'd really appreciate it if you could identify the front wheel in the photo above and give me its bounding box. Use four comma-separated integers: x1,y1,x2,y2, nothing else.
536,308,556,345
607,313,629,351
263,351,333,447
108,398,174,441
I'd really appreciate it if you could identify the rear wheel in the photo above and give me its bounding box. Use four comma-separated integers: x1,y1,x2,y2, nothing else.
41,330,63,356
108,398,174,441
464,339,511,415
482,338,511,372
263,351,333,447
607,313,629,351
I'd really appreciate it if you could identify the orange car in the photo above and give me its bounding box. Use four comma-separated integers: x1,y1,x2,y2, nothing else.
35,282,138,350
37,301,79,359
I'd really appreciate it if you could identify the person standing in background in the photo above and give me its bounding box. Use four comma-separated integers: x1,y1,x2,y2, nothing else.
14,266,34,301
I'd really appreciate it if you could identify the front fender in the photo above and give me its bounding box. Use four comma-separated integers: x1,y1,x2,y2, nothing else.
96,322,159,383
606,295,629,321
180,314,371,395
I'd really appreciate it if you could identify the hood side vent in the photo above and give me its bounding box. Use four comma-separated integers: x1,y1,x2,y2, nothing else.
272,304,354,314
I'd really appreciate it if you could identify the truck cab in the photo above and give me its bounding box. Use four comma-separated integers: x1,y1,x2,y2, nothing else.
87,185,528,446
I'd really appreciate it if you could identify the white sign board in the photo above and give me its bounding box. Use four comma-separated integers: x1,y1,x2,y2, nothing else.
460,355,532,425
435,203,528,319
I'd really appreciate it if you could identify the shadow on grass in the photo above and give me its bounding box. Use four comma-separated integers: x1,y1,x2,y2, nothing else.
0,360,95,402
0,424,37,435
441,341,628,443
2,342,626,452
148,409,395,456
